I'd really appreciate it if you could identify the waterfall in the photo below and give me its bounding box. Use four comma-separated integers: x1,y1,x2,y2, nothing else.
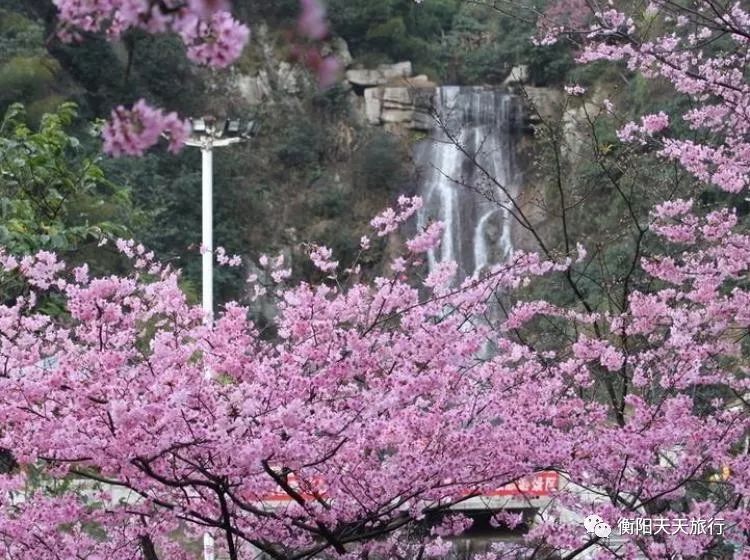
415,86,523,280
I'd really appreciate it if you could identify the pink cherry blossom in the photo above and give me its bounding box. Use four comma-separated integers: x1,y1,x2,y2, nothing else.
53,1,250,69
297,0,329,40
1,189,750,558
406,221,444,253
102,99,190,157
215,246,242,267
176,10,250,68
564,84,586,96
370,196,423,236
309,244,339,273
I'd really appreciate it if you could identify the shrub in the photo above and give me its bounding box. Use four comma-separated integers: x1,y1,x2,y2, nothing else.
353,132,405,191
275,117,326,168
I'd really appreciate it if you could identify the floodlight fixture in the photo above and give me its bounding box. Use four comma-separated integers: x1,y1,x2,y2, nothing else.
226,119,241,134
192,118,206,133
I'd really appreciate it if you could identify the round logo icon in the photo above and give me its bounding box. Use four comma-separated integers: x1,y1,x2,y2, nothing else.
594,521,612,538
583,514,611,538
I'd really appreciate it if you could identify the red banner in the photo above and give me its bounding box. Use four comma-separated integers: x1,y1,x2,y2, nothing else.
262,471,559,502
484,471,558,497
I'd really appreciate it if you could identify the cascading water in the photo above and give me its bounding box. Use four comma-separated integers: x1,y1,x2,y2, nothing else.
415,86,523,280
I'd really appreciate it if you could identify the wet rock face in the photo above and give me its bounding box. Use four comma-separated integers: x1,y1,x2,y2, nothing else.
363,85,435,130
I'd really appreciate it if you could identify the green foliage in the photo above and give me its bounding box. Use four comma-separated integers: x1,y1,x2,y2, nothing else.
46,32,204,118
0,9,46,63
525,44,573,85
103,143,264,304
312,84,353,119
522,95,706,324
0,102,137,313
123,32,207,114
233,0,302,23
275,117,327,168
0,0,585,315
0,7,206,122
0,10,65,118
327,0,571,85
51,39,134,118
353,132,406,191
443,4,573,85
0,102,135,255
328,0,459,77
312,185,348,219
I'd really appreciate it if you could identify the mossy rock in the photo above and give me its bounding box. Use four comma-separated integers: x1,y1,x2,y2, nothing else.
0,55,62,109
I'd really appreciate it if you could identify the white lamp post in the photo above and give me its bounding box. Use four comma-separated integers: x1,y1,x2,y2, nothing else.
185,117,259,323
184,115,259,560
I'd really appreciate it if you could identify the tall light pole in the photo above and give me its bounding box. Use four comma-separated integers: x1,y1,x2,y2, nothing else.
185,116,258,323
184,115,258,560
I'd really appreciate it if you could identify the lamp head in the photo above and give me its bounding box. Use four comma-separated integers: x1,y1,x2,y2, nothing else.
226,119,241,134
192,118,206,133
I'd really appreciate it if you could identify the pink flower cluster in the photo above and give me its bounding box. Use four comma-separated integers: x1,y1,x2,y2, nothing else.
177,10,250,68
102,99,191,157
11,1,750,558
406,221,445,253
59,0,340,153
617,111,669,143
572,336,625,371
54,0,251,155
309,244,339,273
53,0,250,68
542,0,750,194
215,246,242,267
564,84,586,96
534,0,591,45
370,195,423,236
298,0,328,40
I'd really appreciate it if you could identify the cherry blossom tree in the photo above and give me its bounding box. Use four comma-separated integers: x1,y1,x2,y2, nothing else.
0,207,582,559
1,188,750,560
407,0,750,557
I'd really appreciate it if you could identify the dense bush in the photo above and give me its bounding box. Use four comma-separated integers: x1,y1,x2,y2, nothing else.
324,0,572,85
0,11,64,119
311,83,353,118
312,185,348,219
0,9,45,63
444,4,573,85
0,56,61,113
353,132,406,191
274,119,325,167
123,33,207,114
327,0,458,77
